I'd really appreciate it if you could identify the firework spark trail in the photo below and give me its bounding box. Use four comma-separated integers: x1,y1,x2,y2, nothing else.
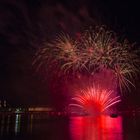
80,27,138,93
69,84,121,115
34,26,139,93
49,34,78,73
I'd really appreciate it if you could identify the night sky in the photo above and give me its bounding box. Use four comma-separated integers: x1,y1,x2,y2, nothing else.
0,0,140,108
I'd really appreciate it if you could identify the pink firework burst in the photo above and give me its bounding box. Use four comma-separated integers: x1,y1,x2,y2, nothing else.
34,27,139,93
69,84,121,115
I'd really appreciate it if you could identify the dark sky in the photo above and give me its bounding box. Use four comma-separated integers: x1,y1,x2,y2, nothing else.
0,0,140,108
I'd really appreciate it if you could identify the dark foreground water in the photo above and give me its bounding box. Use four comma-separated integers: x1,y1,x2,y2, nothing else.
0,113,140,140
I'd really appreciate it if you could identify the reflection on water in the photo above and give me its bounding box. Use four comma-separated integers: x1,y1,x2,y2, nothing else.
0,114,22,135
70,115,123,140
0,113,70,140
15,114,21,135
0,113,140,140
27,114,33,134
0,114,35,136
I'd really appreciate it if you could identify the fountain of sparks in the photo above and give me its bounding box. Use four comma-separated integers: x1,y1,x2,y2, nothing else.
33,26,139,116
69,84,121,116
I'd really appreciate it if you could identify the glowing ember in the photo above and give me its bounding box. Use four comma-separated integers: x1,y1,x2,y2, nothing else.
69,85,121,115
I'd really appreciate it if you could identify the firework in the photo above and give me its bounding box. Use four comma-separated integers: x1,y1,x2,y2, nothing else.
34,26,139,92
78,27,139,92
69,84,121,115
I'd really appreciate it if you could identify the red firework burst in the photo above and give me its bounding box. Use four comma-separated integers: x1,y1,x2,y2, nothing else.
69,84,121,115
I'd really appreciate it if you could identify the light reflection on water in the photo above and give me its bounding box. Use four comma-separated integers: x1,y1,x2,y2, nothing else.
0,114,32,136
70,115,122,140
15,114,21,135
0,113,140,140
0,113,71,140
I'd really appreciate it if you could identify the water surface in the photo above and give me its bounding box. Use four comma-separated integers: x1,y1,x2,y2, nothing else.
0,113,140,140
